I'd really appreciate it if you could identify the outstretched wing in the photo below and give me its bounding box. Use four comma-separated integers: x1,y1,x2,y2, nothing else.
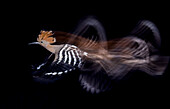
70,16,114,93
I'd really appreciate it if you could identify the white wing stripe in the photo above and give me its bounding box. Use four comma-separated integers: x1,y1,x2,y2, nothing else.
63,46,72,63
57,44,68,64
68,51,72,65
75,50,82,68
71,50,77,66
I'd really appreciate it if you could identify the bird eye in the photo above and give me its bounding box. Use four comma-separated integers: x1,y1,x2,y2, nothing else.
41,41,43,43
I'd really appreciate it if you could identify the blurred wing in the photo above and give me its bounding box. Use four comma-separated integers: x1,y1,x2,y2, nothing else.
79,60,113,94
129,20,161,49
71,16,108,49
70,16,114,93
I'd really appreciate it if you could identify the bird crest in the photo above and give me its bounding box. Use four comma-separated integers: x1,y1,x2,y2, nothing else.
37,30,56,44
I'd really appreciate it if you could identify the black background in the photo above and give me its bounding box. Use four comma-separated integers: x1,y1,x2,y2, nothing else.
2,1,170,108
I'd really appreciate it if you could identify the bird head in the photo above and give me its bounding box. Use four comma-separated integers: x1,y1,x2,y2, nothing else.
29,30,56,47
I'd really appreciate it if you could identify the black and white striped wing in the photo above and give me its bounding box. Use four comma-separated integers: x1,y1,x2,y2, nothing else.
32,44,83,82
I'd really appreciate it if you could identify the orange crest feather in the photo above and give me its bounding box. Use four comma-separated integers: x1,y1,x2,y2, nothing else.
37,31,55,44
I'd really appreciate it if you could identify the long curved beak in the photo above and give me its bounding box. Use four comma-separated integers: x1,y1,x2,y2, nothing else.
28,42,40,45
